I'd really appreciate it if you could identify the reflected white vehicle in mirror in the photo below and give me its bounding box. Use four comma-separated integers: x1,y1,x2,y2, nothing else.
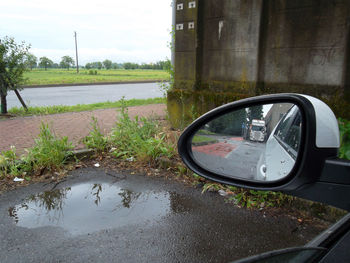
249,119,266,142
256,105,301,181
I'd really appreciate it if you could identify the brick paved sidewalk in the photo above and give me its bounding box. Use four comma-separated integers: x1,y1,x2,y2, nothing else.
0,104,166,154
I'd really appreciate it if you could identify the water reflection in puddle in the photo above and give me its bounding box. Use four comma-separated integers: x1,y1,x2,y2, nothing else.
8,183,171,235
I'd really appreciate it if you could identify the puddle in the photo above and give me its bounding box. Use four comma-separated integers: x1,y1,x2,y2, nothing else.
8,182,171,235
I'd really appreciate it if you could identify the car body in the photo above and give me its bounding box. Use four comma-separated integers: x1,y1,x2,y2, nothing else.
256,105,301,181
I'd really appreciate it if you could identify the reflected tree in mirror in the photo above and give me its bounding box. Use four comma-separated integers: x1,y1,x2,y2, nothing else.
191,103,301,182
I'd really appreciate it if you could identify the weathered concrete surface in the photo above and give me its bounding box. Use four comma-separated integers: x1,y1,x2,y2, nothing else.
169,0,350,127
0,167,327,263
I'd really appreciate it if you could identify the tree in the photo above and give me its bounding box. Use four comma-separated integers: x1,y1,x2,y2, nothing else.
60,55,75,70
248,105,264,121
0,36,30,114
85,63,92,69
39,56,53,70
208,109,246,136
112,63,123,69
94,61,102,69
25,53,37,70
103,59,112,70
123,62,139,69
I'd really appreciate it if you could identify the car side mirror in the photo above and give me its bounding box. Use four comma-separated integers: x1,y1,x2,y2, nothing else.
190,102,300,182
178,94,350,211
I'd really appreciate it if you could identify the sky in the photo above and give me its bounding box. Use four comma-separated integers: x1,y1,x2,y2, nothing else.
0,0,172,65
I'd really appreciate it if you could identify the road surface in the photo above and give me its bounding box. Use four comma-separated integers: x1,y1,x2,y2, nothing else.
0,167,326,263
192,135,265,180
7,82,164,108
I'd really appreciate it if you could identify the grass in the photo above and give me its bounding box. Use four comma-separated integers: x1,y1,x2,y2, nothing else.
82,97,176,163
23,68,170,86
1,98,175,179
192,135,217,144
339,118,350,159
8,97,165,116
82,117,109,153
0,123,73,178
108,98,176,163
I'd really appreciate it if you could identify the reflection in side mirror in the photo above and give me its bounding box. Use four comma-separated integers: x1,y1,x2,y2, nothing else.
191,103,302,182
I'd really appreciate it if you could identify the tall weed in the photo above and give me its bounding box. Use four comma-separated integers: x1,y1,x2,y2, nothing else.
23,123,73,173
110,98,175,163
0,123,73,177
0,147,18,177
83,117,109,153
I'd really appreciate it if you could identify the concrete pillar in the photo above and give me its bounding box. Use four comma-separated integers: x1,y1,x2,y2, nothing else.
168,0,350,128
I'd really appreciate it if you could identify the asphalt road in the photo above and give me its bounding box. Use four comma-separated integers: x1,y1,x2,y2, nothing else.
192,136,265,180
0,167,326,263
7,82,164,108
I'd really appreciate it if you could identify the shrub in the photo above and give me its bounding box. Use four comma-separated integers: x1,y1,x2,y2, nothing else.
109,98,175,163
23,123,74,172
0,123,74,177
83,117,109,153
88,70,97,75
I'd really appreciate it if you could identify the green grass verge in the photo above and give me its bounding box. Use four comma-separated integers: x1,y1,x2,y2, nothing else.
192,135,217,144
8,97,165,116
23,69,170,86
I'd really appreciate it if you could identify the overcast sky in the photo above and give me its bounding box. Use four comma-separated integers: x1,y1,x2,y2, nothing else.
0,0,172,65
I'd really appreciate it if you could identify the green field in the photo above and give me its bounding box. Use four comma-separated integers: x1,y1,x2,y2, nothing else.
23,69,170,86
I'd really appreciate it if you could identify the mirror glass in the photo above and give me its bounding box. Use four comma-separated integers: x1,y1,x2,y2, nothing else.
191,103,302,182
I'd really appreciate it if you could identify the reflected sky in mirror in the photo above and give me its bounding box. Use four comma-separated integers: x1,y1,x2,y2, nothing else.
191,103,301,182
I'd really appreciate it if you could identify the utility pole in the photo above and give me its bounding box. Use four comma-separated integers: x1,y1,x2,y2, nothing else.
74,31,79,73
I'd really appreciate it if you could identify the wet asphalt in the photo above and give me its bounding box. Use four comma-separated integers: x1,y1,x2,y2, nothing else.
0,168,326,263
7,82,163,108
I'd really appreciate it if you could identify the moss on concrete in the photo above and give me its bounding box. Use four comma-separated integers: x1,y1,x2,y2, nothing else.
168,80,350,129
257,82,350,119
167,89,250,128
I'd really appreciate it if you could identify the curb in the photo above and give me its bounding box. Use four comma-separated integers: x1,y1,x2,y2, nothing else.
71,148,95,160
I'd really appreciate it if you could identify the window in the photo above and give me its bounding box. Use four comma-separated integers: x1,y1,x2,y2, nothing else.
177,3,184,10
274,106,301,159
176,24,184,30
189,1,196,8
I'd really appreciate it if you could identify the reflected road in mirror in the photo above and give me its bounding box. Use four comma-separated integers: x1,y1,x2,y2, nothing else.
191,103,301,182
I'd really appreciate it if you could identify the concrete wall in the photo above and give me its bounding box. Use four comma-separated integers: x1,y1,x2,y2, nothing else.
168,0,350,128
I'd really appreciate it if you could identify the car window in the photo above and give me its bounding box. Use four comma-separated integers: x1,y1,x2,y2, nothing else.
283,110,301,153
273,106,301,159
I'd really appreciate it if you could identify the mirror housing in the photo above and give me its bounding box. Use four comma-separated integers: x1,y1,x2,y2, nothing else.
178,94,350,210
